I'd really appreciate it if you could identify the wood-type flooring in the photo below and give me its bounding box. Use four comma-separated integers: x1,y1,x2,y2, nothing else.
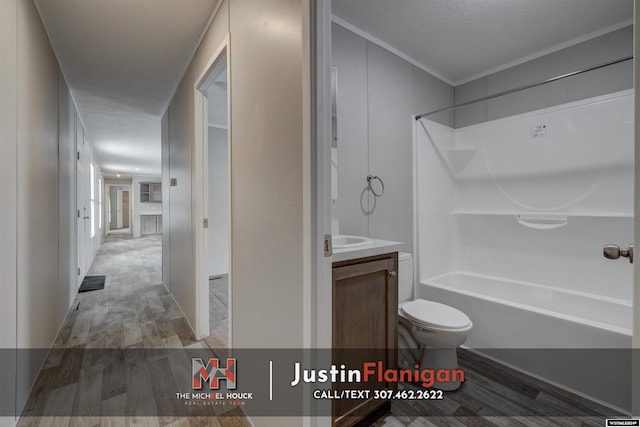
17,235,628,426
17,235,247,427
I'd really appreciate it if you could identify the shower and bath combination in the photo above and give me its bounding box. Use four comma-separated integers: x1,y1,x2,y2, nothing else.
409,55,634,411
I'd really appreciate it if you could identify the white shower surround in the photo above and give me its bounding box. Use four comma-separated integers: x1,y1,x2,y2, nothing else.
414,90,633,411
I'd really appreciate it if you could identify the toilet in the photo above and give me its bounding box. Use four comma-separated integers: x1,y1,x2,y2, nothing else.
397,252,472,391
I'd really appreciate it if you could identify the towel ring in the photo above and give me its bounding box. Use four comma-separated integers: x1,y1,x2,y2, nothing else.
367,175,385,198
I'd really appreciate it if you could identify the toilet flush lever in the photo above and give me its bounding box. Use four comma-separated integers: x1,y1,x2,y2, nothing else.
603,244,633,263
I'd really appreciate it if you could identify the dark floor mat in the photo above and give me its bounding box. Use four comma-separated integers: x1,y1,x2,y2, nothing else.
78,275,106,292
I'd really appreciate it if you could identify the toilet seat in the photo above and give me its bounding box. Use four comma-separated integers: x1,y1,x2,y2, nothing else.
400,299,471,331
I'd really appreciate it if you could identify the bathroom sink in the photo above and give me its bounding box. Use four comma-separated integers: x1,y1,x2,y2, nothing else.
333,235,372,249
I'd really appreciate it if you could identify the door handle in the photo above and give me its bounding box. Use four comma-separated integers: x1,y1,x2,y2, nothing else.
603,244,633,263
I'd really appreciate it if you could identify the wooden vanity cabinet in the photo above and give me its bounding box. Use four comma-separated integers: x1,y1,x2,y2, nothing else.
332,252,398,427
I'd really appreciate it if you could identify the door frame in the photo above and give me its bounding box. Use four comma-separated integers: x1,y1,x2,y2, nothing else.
312,0,333,351
309,2,333,426
193,35,231,340
632,2,640,415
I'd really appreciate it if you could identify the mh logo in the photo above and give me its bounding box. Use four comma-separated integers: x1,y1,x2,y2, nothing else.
192,358,237,390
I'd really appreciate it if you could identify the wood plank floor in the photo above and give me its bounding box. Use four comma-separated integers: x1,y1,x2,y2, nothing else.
18,235,627,426
18,235,248,427
372,350,624,427
206,276,229,350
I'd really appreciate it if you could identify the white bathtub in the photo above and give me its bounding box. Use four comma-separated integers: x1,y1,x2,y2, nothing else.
419,271,632,411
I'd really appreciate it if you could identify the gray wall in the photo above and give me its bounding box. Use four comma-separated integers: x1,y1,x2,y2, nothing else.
455,25,633,128
162,0,231,334
165,50,197,335
164,0,311,368
16,0,64,413
57,74,77,329
0,0,90,417
229,0,308,354
0,0,18,419
161,110,171,293
331,22,454,253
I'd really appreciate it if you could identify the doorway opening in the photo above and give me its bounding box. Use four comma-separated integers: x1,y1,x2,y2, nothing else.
194,38,231,346
106,184,132,236
205,60,229,348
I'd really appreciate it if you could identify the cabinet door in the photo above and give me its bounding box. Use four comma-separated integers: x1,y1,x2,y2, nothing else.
150,183,162,202
140,183,150,202
141,215,156,235
332,255,398,426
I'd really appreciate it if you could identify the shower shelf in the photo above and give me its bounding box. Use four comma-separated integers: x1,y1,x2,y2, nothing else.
451,211,632,218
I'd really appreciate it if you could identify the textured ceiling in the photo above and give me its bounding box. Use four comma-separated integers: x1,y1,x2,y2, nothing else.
35,0,219,177
332,0,633,85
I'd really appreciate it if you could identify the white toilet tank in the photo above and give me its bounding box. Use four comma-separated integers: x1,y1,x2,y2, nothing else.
398,252,413,302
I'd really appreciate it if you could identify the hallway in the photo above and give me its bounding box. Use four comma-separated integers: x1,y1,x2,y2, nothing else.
18,235,247,426
52,235,188,350
2,0,313,423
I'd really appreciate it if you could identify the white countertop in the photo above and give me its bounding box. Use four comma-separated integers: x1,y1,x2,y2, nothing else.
332,237,403,263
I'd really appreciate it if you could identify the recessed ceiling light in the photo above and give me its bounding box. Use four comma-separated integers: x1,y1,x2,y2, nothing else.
116,174,121,178
135,168,140,171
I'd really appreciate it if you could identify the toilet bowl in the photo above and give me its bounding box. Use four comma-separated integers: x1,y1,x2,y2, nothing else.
397,252,472,391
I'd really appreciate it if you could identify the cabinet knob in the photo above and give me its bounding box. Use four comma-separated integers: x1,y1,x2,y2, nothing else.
389,271,397,278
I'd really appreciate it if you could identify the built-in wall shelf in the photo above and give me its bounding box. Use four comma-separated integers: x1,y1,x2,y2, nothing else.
140,182,162,203
452,211,632,219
